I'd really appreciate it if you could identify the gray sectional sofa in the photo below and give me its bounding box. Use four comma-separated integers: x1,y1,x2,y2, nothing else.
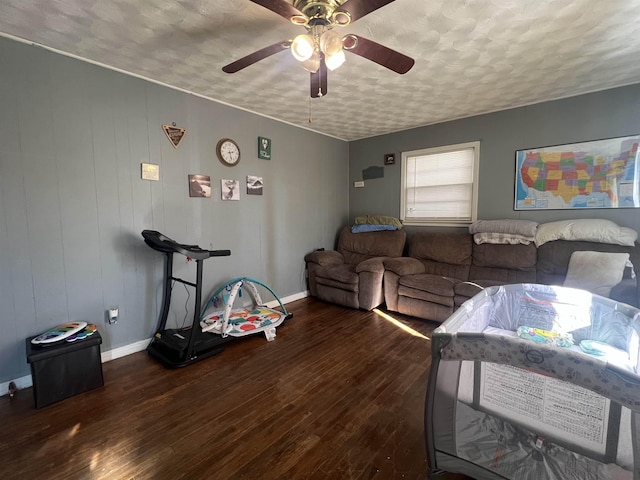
305,220,640,322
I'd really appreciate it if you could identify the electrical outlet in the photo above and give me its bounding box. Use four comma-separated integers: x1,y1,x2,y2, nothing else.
354,181,365,188
108,306,119,325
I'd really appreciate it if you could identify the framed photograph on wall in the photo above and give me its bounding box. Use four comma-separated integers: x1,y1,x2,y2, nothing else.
221,179,240,201
188,174,211,198
514,134,640,210
384,153,396,165
141,163,159,181
247,175,263,195
258,137,271,160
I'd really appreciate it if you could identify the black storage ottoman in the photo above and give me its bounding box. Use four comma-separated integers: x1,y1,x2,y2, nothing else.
26,331,104,408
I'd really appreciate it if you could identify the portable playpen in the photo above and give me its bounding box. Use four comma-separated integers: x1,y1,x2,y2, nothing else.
426,283,640,480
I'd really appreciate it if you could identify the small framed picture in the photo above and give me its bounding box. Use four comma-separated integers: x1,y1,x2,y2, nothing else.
221,179,240,201
258,137,271,160
384,153,395,165
188,174,211,198
247,175,263,195
141,163,160,181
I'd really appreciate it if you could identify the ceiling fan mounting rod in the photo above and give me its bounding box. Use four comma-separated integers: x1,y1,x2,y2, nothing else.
291,0,351,27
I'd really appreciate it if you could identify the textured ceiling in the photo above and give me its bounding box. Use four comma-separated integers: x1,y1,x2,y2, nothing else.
2,0,640,141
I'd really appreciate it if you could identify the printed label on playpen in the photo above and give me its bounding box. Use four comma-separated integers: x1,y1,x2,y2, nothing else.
480,363,609,452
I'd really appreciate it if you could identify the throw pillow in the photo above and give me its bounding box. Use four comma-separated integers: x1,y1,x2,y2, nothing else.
563,251,630,297
535,219,638,247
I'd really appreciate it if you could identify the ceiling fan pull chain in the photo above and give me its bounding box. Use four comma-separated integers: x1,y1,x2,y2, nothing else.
308,97,312,123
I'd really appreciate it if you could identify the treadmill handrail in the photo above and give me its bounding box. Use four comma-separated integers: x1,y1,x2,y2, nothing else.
141,230,231,260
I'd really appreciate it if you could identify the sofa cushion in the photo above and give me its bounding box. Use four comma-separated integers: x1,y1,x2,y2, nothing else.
316,277,359,293
316,264,358,285
468,267,537,284
472,243,537,269
338,226,406,265
399,274,459,297
304,249,344,266
398,296,453,322
398,286,455,307
398,297,454,322
563,251,629,297
408,232,472,265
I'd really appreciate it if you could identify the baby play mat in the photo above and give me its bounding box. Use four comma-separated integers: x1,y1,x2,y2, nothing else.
199,277,289,340
201,307,284,336
66,323,97,342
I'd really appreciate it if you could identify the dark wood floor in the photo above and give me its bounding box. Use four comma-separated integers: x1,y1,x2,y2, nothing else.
0,298,471,480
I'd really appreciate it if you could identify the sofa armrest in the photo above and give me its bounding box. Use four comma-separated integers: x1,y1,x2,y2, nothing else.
383,257,426,276
356,257,386,274
304,250,344,266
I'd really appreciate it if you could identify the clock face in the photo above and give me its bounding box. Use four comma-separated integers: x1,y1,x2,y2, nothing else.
217,139,240,166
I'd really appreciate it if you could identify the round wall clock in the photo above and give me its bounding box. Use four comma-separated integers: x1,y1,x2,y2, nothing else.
216,138,241,167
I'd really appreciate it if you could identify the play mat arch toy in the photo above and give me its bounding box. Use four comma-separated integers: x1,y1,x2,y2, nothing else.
200,277,289,341
141,230,292,368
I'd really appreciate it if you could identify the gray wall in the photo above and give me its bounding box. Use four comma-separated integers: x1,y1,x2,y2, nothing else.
0,37,349,383
349,83,640,234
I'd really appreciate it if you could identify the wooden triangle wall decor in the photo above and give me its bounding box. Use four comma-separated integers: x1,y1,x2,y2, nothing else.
162,124,186,148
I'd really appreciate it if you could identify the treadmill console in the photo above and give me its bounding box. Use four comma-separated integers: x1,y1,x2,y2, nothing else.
141,230,230,260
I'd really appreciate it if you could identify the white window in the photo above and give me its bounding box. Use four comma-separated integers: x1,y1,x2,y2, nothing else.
401,141,480,226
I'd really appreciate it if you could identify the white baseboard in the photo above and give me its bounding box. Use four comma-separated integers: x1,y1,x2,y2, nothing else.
100,338,151,363
1,290,309,397
0,375,32,397
266,290,308,308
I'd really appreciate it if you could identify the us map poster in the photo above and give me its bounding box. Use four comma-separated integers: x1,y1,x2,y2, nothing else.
515,135,640,210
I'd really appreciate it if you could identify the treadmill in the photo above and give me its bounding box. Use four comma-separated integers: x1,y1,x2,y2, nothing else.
141,229,231,368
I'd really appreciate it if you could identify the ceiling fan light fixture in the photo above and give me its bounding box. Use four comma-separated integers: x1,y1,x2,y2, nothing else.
319,29,342,56
342,34,358,50
291,34,315,61
301,51,321,73
325,49,345,71
331,11,351,26
290,15,308,26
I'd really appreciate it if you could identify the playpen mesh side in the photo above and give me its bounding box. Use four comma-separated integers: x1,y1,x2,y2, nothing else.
427,357,640,480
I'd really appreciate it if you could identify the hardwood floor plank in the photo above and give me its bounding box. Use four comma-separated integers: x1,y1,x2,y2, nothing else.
0,298,471,480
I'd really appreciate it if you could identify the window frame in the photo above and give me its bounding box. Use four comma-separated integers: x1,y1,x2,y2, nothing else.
400,141,480,227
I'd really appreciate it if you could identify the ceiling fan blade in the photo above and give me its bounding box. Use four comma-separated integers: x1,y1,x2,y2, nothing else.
344,35,414,74
334,0,396,22
310,57,328,98
250,0,305,21
222,40,292,73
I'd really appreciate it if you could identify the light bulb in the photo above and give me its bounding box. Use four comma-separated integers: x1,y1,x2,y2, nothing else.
301,51,321,73
325,49,346,71
320,29,342,56
291,34,315,61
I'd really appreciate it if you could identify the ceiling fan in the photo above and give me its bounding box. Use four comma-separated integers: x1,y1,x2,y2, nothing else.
222,0,415,98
